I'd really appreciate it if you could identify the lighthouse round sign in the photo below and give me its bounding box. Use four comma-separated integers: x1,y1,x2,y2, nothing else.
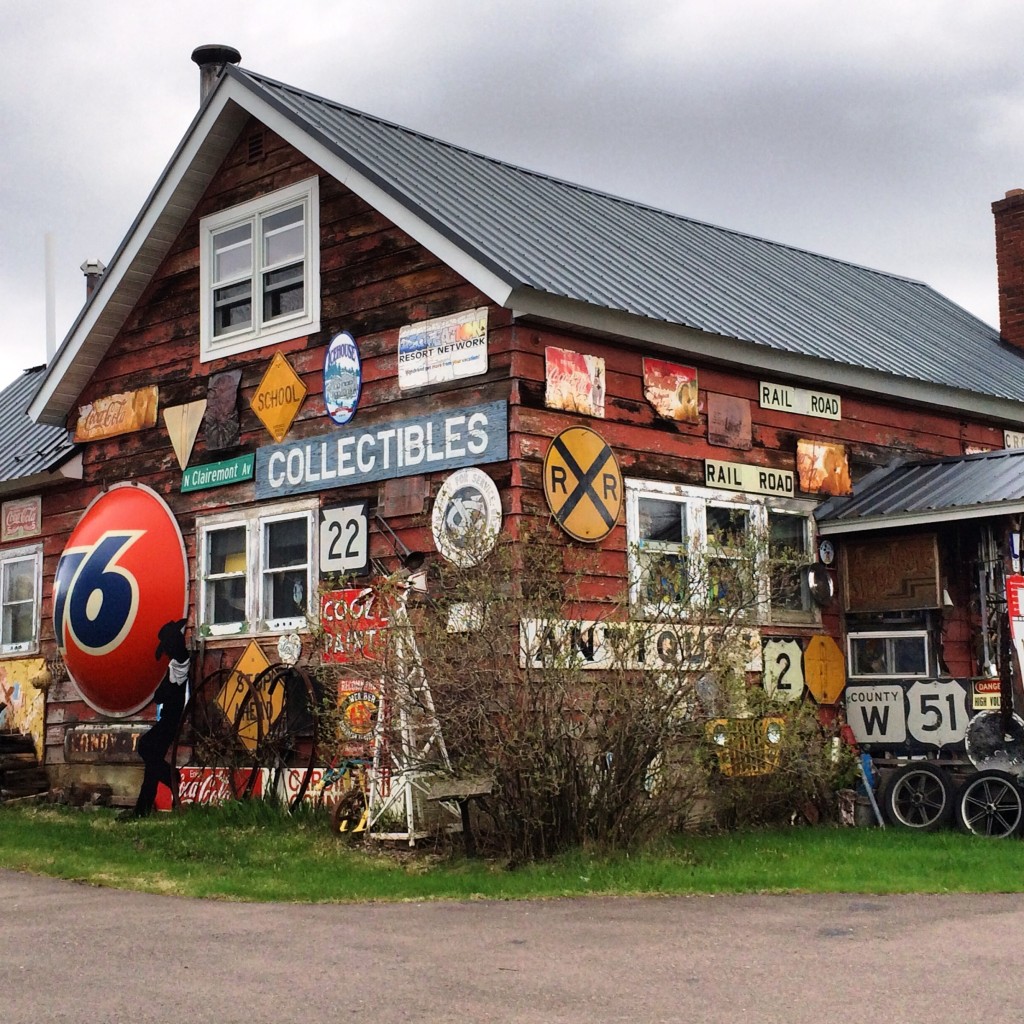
53,483,188,717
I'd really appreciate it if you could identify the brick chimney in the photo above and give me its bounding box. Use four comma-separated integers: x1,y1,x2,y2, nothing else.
190,44,241,103
993,188,1024,349
81,258,106,301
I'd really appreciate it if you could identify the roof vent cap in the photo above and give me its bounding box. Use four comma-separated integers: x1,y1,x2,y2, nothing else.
191,45,241,103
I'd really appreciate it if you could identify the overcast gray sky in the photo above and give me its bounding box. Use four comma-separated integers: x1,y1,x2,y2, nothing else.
4,0,1024,392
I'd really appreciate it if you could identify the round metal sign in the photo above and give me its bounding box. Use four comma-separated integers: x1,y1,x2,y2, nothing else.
323,330,362,425
543,426,622,542
431,467,502,567
53,483,188,718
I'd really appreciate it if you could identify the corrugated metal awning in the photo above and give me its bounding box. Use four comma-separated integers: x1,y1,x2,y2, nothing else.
815,448,1024,534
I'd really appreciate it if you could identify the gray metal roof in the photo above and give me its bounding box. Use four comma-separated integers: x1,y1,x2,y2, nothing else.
815,447,1024,534
239,66,1024,404
0,366,77,491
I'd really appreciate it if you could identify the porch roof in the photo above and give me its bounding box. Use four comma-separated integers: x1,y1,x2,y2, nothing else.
814,447,1024,534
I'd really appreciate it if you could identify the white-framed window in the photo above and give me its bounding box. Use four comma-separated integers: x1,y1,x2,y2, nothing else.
847,631,931,678
197,500,317,637
625,479,816,622
1,545,42,656
199,177,321,361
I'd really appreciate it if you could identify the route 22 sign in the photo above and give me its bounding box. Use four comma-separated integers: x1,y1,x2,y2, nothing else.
53,483,188,717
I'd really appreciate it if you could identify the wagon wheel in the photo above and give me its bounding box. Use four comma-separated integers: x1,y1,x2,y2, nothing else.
881,763,953,831
955,770,1024,838
243,663,319,811
170,667,265,806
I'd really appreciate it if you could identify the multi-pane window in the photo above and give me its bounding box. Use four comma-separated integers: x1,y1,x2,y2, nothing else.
1,547,41,655
848,631,930,678
626,479,816,621
198,504,316,636
200,178,320,360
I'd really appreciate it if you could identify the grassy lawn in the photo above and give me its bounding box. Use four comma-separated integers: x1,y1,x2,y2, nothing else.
0,801,1021,902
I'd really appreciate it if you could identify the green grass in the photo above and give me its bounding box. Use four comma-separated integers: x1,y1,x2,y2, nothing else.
1,802,1022,901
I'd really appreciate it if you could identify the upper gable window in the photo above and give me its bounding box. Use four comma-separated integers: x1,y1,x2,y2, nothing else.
200,177,320,361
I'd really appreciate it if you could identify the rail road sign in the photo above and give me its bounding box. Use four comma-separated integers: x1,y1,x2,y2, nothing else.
543,426,622,542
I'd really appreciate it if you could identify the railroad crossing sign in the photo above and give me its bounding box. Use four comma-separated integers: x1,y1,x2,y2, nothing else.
543,426,622,542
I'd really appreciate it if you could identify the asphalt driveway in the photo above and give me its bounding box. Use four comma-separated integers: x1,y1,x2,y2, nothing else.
1,869,1021,1023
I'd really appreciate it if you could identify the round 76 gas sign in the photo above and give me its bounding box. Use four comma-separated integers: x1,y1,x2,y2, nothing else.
53,483,188,717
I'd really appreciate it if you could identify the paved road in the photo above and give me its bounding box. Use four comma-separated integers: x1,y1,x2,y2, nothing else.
2,869,1022,1023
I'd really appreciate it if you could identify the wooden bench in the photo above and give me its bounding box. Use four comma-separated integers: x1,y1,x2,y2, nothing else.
424,775,493,857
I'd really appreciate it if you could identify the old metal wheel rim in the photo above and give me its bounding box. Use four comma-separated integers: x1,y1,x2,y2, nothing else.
889,769,948,829
959,775,1024,838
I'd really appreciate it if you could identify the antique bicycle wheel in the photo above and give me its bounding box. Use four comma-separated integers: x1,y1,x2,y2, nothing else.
169,667,264,806
243,663,319,811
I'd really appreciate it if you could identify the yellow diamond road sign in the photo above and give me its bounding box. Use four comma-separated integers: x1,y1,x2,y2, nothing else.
251,352,307,442
543,426,623,542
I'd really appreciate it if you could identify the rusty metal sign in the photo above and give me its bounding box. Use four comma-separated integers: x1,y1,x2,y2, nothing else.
803,634,846,705
64,723,146,763
215,640,274,750
543,427,622,542
251,353,306,442
74,385,158,442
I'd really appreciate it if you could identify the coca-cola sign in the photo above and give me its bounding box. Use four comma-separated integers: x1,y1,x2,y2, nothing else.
1,496,41,542
177,767,266,805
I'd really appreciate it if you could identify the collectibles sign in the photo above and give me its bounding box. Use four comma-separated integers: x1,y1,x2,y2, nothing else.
398,308,488,390
845,678,971,753
53,484,188,717
255,400,508,499
324,331,362,425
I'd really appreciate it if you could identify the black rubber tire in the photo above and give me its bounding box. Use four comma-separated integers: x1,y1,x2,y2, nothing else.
955,770,1024,838
881,763,954,831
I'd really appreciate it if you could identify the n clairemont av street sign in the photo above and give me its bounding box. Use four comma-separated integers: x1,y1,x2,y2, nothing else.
255,400,508,499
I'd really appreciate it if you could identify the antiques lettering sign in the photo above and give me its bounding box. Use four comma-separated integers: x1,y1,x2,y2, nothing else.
255,401,508,499
1,496,41,541
842,533,940,612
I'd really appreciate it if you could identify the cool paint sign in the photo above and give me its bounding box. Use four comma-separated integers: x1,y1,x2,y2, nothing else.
53,484,188,717
846,679,970,752
255,401,508,499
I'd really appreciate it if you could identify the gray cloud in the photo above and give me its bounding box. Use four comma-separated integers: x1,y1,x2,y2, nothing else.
3,0,1023,393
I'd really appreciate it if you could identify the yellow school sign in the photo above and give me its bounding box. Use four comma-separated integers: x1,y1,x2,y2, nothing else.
251,353,307,442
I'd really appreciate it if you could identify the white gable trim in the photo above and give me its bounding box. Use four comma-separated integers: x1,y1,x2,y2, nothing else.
29,77,516,426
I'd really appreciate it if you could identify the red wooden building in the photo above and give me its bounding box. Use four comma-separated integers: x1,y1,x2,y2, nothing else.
8,45,1024,801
